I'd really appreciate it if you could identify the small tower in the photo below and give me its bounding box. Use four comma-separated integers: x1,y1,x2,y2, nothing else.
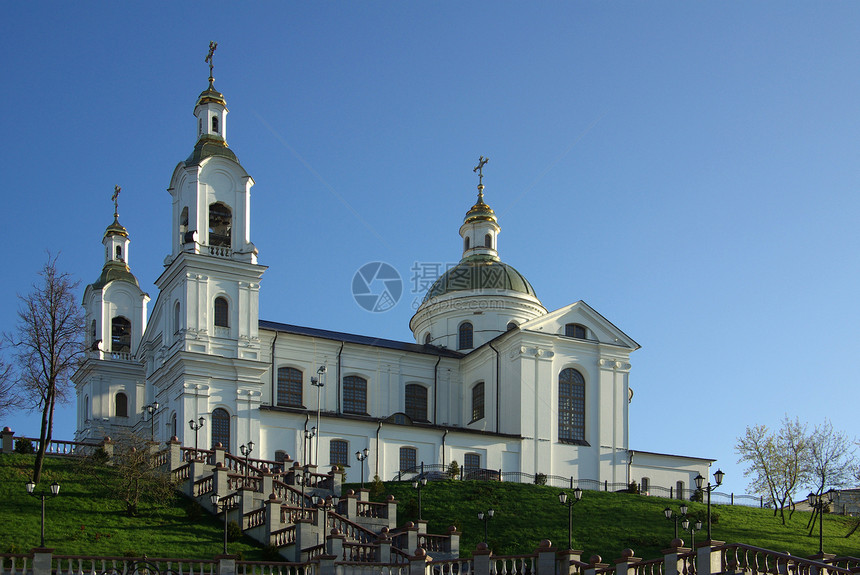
74,187,150,442
411,157,547,350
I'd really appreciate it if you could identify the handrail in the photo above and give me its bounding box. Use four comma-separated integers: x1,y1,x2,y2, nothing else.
719,543,854,575
328,511,379,544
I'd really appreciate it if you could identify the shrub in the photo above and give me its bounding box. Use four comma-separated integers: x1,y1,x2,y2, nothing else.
14,438,35,454
227,519,243,542
370,474,385,500
89,447,110,464
447,460,460,479
534,473,547,486
262,544,283,561
691,489,704,503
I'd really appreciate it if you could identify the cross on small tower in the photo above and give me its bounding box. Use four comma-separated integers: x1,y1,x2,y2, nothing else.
473,156,489,187
112,185,121,219
205,41,218,82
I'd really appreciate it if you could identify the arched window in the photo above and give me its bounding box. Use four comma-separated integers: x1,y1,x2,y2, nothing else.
198,118,203,136
399,446,417,472
464,452,481,471
558,368,586,444
676,480,685,500
343,376,367,415
208,202,232,248
212,115,219,133
111,316,131,353
506,322,517,331
214,297,229,328
91,320,97,341
464,237,470,251
212,408,230,450
471,382,485,422
115,245,123,261
115,392,128,418
404,384,428,422
641,477,650,494
174,302,181,335
179,206,189,236
84,395,89,421
458,322,473,350
171,412,177,438
484,234,492,248
424,333,431,345
330,439,348,466
277,367,303,407
565,323,587,339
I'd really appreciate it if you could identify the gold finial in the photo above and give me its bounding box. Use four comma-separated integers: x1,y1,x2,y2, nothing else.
205,41,218,85
112,185,121,219
473,155,489,201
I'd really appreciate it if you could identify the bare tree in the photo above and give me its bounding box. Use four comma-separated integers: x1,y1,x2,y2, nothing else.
110,433,176,516
6,255,85,483
735,417,810,525
0,353,18,417
806,420,856,535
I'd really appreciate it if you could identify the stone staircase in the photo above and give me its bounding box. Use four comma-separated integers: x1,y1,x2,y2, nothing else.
159,438,460,563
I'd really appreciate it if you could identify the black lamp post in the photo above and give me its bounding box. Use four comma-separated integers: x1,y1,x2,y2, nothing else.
477,509,495,543
25,480,60,547
807,491,832,555
296,467,309,515
412,476,428,520
240,441,255,478
143,401,159,441
355,448,369,489
188,416,205,459
694,468,724,541
303,426,316,467
663,503,689,539
313,494,340,517
311,366,326,466
681,517,703,549
210,493,229,554
558,487,583,550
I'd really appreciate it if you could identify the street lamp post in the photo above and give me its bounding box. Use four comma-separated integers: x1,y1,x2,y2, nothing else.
188,417,205,459
303,426,316,467
311,366,326,466
25,480,61,548
355,448,369,489
663,503,689,539
210,494,229,554
694,469,724,542
296,467,309,515
240,441,255,478
477,509,495,543
558,487,583,550
681,517,703,549
807,491,832,555
312,494,339,546
412,476,428,521
143,401,159,441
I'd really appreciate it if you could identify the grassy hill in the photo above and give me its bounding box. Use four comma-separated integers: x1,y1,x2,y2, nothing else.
3,453,859,561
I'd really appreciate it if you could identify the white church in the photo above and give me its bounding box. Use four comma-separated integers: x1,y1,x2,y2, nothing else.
73,59,713,496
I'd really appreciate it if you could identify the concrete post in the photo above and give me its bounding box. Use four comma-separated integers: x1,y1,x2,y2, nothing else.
31,549,53,575
212,443,226,467
261,470,274,497
331,465,344,497
295,520,317,562
535,539,556,575
585,555,609,575
662,539,690,575
615,549,641,575
376,530,392,563
403,522,419,555
317,556,336,575
416,520,428,535
1,427,14,454
216,555,236,575
325,530,345,561
557,548,584,575
167,437,182,470
696,541,725,575
386,495,399,530
410,547,432,575
240,486,257,516
343,489,357,519
100,437,115,462
472,543,492,575
213,463,230,502
447,525,460,557
265,494,282,535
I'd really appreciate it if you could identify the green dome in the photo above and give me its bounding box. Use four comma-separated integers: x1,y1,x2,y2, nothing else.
91,260,139,289
424,255,538,301
186,135,238,166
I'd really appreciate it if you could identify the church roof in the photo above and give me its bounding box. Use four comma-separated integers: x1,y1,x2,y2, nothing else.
91,260,139,289
423,254,538,300
185,135,239,166
259,320,464,358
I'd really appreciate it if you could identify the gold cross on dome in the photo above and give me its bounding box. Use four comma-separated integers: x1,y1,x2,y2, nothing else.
205,41,218,80
473,155,489,187
112,185,121,218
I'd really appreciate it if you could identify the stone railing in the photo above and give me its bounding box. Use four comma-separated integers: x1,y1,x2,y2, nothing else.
0,428,103,456
718,543,852,575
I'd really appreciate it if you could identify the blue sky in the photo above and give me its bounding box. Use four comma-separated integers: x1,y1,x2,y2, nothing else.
2,3,859,496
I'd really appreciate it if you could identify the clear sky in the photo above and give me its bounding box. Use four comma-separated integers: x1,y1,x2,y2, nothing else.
1,3,858,497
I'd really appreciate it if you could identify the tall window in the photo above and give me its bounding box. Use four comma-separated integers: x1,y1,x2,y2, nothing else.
115,245,123,261
115,392,128,418
458,322,473,350
212,408,230,450
641,477,650,494
424,333,431,345
565,323,587,339
214,297,229,328
464,452,481,470
399,446,417,472
179,206,189,236
484,234,492,248
330,439,348,466
211,115,219,133
471,382,485,422
558,368,586,443
84,395,89,421
91,320,97,342
174,302,181,335
171,412,177,438
277,367,303,407
676,481,685,500
343,375,367,414
404,384,428,422
464,237,470,251
208,202,232,248
111,316,131,353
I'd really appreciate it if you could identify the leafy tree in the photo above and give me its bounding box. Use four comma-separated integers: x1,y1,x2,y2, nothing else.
735,417,810,524
5,256,85,483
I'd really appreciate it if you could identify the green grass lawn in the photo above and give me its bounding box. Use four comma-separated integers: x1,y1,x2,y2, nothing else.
3,454,859,562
